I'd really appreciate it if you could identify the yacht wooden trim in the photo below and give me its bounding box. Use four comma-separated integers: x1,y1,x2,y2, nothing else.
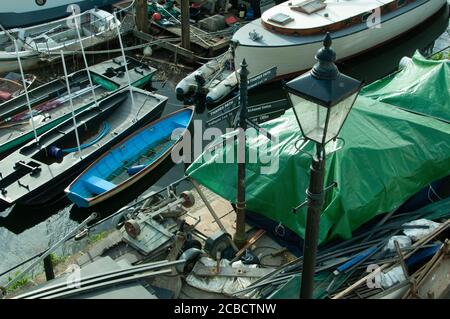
262,0,423,36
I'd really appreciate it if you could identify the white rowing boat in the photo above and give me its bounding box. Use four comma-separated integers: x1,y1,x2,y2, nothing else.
0,8,120,73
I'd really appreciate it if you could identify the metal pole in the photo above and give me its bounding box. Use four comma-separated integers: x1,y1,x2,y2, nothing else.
190,179,239,252
71,7,98,107
43,269,171,299
61,50,83,159
114,11,136,111
300,143,325,299
16,259,184,299
234,59,249,248
181,0,190,50
14,40,39,145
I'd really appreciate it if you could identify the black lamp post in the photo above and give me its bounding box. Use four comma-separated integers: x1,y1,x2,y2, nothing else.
284,32,363,299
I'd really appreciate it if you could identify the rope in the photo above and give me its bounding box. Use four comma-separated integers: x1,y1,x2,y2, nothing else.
44,37,181,55
116,0,136,14
426,45,450,58
62,122,110,153
429,184,443,201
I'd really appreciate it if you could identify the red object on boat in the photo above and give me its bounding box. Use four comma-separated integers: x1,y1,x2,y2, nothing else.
225,15,239,25
0,91,12,101
152,12,161,21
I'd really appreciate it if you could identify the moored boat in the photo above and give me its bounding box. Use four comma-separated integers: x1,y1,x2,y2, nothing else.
0,56,156,158
0,9,120,73
0,0,122,29
0,73,36,102
0,70,119,158
176,51,234,96
89,56,157,89
175,50,236,105
66,106,195,208
0,87,168,208
232,0,448,79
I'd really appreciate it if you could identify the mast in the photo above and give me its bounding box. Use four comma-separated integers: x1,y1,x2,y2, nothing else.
113,11,136,111
70,6,99,107
60,50,83,159
14,40,39,146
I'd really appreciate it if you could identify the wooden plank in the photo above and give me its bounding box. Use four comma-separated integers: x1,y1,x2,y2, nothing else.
332,220,450,299
133,30,197,61
164,25,230,52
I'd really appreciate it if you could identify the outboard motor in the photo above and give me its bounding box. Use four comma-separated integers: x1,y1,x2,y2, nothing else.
48,145,63,161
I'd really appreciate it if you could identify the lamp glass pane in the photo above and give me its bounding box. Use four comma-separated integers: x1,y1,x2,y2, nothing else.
289,93,328,143
324,91,358,143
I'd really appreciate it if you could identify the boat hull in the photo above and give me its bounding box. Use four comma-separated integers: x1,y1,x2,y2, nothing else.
0,57,41,75
0,0,120,28
88,56,157,89
0,56,152,158
233,0,447,78
0,38,117,74
0,9,119,73
0,88,167,208
0,72,119,158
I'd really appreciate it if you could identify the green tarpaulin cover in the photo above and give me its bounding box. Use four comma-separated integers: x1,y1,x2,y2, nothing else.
361,52,450,122
186,53,450,244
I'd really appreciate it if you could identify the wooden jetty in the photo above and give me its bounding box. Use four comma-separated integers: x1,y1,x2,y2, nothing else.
117,0,233,60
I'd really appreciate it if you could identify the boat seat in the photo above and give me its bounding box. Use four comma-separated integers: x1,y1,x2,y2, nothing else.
171,120,187,129
84,176,116,195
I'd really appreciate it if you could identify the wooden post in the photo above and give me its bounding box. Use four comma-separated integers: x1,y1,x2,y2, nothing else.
181,0,191,50
43,256,55,281
136,0,148,33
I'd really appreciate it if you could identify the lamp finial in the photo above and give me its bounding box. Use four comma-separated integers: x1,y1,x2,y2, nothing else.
311,33,338,80
323,32,332,48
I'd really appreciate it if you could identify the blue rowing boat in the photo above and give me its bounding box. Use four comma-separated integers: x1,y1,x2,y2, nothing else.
65,106,195,208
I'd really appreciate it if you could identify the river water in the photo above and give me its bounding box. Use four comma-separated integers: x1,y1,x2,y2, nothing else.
0,5,449,278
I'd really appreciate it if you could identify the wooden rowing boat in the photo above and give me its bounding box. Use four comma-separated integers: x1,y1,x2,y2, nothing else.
66,107,194,208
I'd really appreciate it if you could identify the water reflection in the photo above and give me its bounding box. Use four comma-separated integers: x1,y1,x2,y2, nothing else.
0,4,448,273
